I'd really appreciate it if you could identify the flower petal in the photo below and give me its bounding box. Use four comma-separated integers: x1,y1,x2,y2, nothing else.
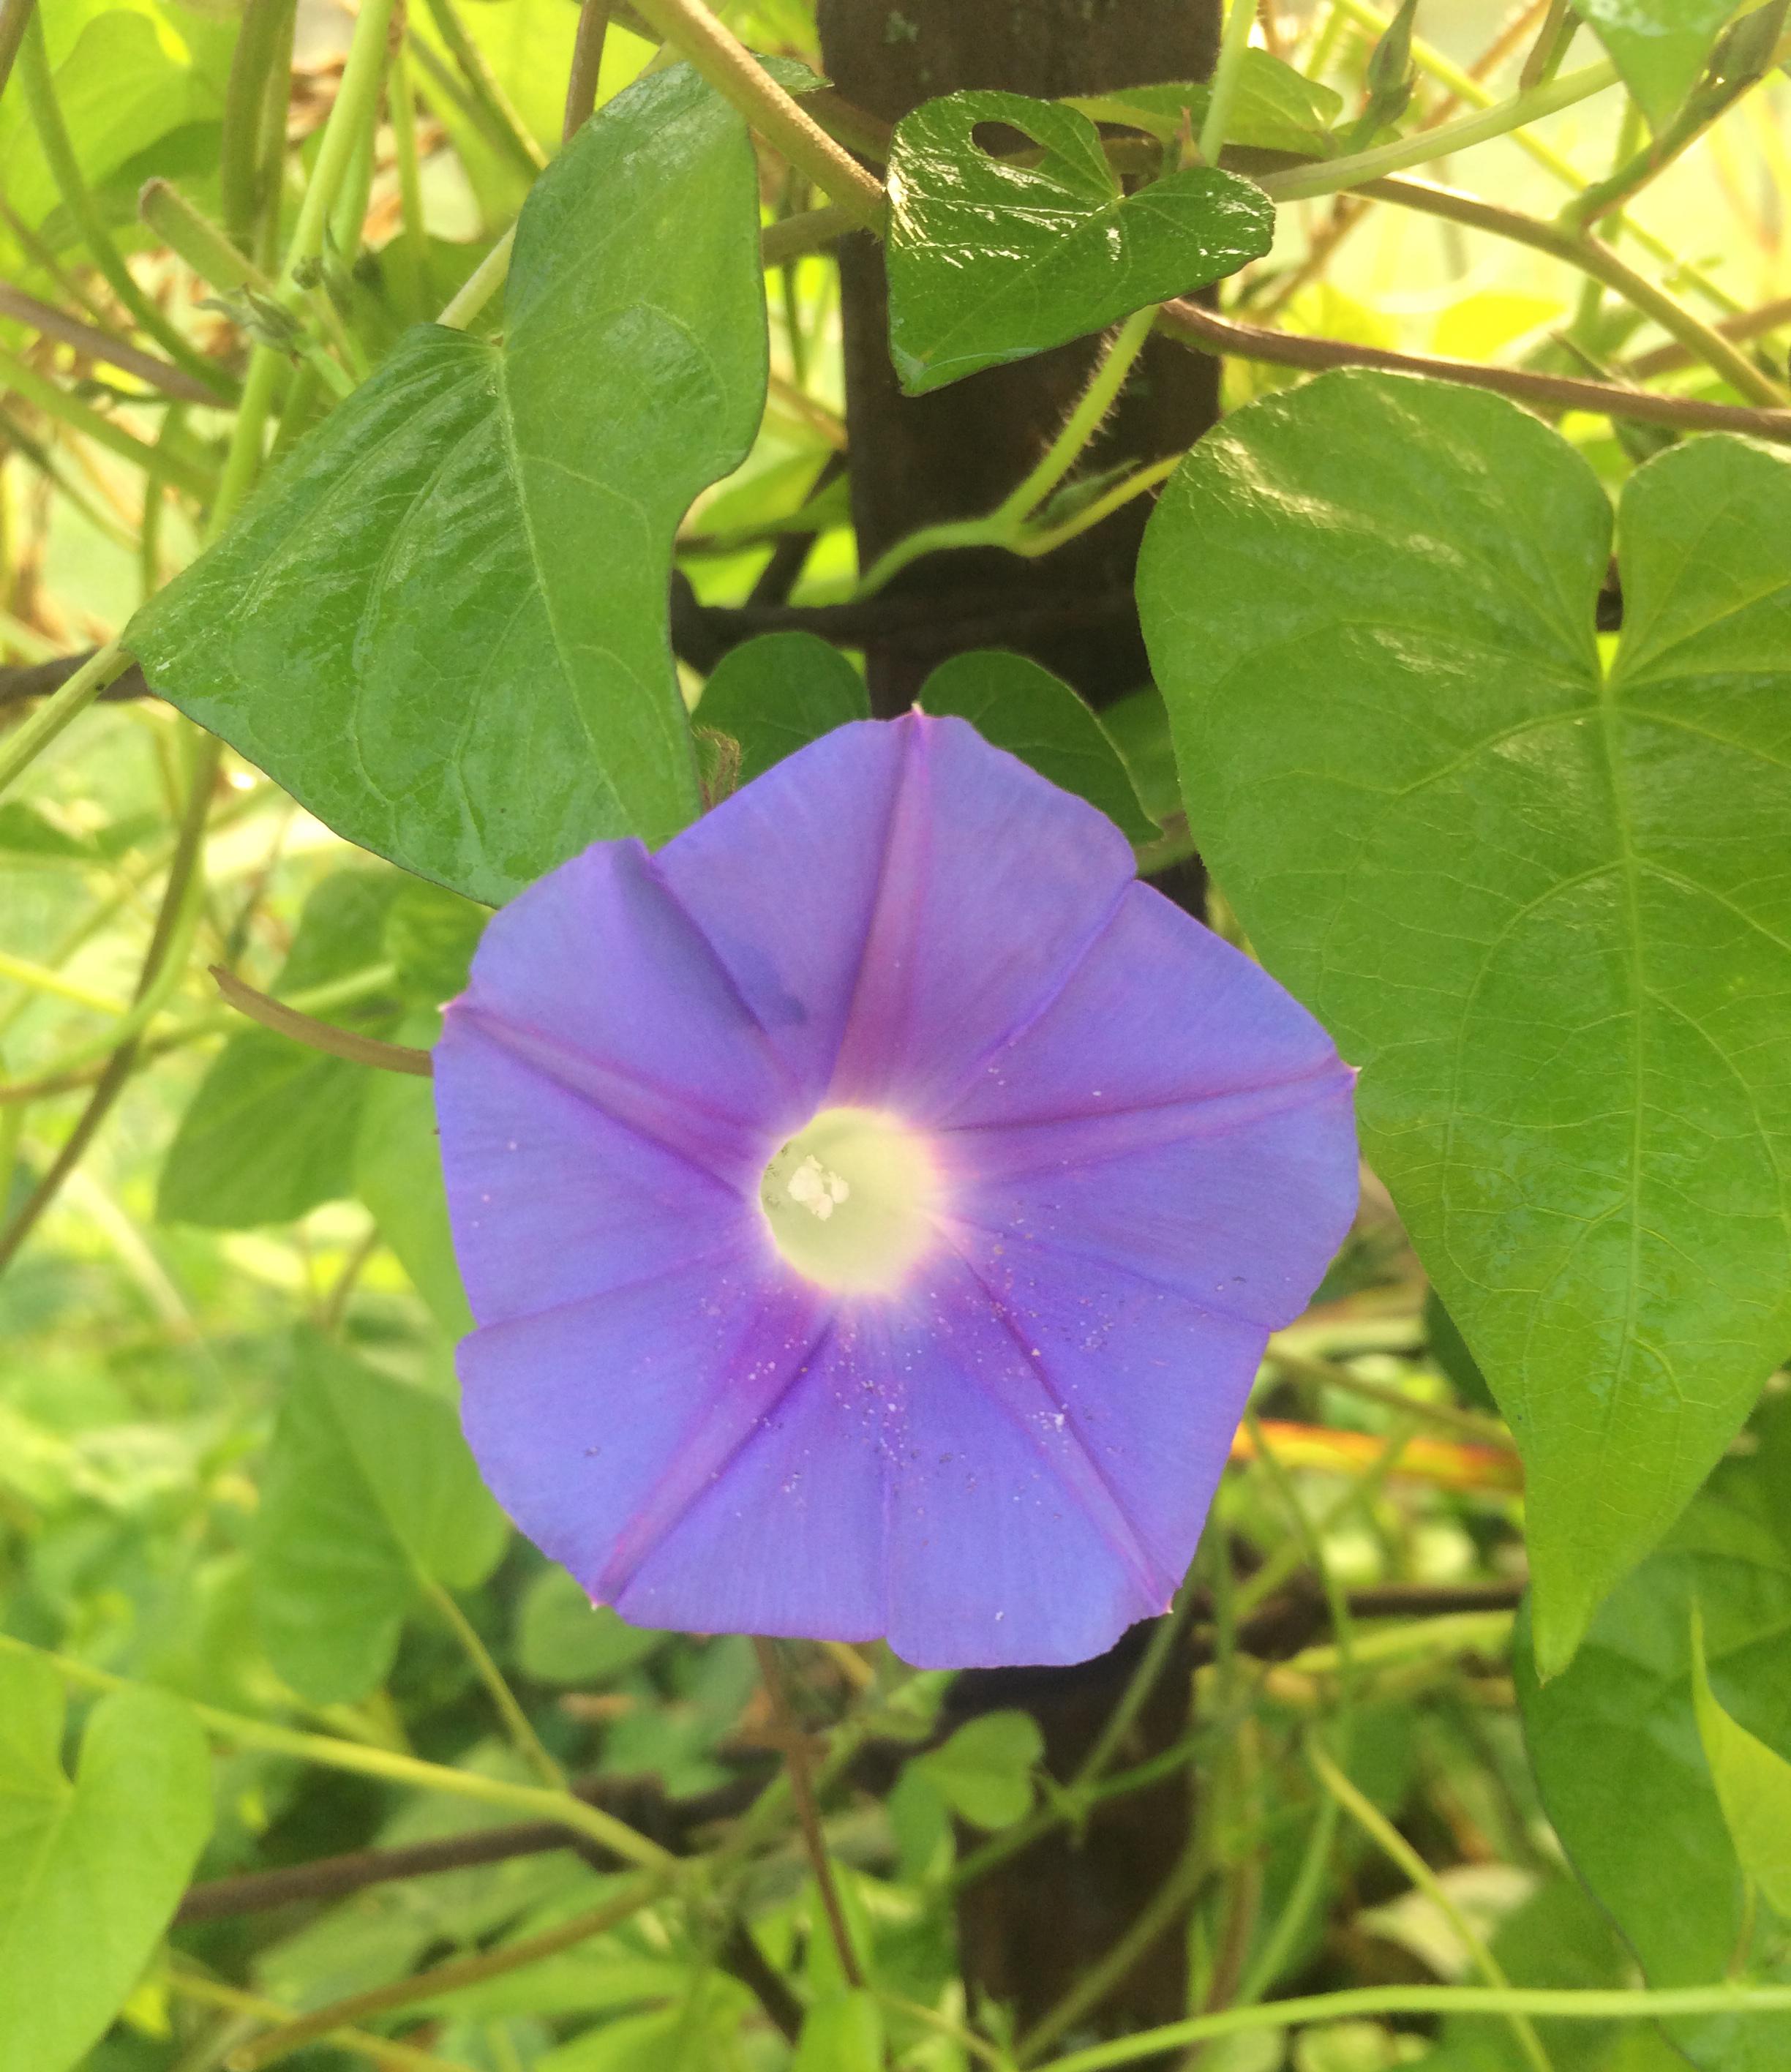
458,1250,826,1596
657,712,1137,1114
451,837,797,1153
434,1014,762,1326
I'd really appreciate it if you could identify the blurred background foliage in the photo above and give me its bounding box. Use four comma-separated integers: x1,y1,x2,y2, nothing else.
2,1,1790,2069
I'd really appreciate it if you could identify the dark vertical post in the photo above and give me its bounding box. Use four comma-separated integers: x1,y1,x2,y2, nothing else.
816,1,1223,2043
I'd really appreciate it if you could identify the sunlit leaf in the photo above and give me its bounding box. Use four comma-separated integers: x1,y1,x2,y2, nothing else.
0,1651,211,2072
1139,369,1791,1675
885,89,1274,394
130,64,778,904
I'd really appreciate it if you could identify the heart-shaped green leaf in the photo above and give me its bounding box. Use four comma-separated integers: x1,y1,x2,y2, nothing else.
0,1650,212,2072
693,631,869,786
919,649,1158,843
129,63,778,904
255,1329,508,1703
1518,1395,1791,2071
885,89,1274,395
1139,369,1791,1677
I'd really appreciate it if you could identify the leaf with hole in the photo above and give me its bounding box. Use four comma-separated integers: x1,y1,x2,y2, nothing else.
1518,1394,1791,2071
918,649,1157,842
0,1650,212,2072
254,1328,508,1704
885,89,1275,394
1138,369,1791,1676
129,64,779,904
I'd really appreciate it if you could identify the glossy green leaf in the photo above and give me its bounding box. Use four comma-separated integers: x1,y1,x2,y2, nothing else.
692,631,869,786
1138,369,1791,1675
1067,53,1344,159
885,90,1275,394
1691,1602,1791,1919
1517,1395,1791,2071
255,1329,507,1704
0,1650,211,2072
913,1708,1044,1831
1575,0,1742,130
129,64,774,904
920,650,1157,842
158,870,400,1228
516,1566,668,1686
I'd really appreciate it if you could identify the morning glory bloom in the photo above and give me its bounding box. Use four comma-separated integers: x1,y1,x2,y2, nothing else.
435,713,1356,1668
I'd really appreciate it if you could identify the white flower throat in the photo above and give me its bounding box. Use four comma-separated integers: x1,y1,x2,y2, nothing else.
758,1106,939,1294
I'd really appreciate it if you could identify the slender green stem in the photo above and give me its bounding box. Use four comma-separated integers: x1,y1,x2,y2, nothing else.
438,225,515,329
855,514,1010,598
0,348,214,498
0,0,36,102
163,1968,480,2072
1013,454,1181,558
0,639,132,800
211,346,283,529
422,1577,567,1790
0,949,129,1017
630,0,884,228
996,307,1157,524
1018,1820,1211,2062
221,0,297,251
0,1632,677,1870
15,17,227,392
1233,1417,1417,1622
1073,1571,1201,1793
563,0,612,140
1033,1985,1791,2072
423,0,547,176
139,183,355,402
1267,1341,1509,1444
1309,1738,1552,2072
0,728,219,1276
1262,56,1619,203
389,48,432,315
1362,176,1787,406
228,1875,668,2070
1198,0,1261,166
284,0,399,290
0,282,221,405
754,1637,864,1989
1234,1789,1340,2006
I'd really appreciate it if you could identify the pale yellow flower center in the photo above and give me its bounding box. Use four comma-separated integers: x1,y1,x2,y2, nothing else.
758,1107,939,1294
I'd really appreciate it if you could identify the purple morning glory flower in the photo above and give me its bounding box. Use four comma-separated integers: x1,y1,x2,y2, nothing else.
435,713,1356,1669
